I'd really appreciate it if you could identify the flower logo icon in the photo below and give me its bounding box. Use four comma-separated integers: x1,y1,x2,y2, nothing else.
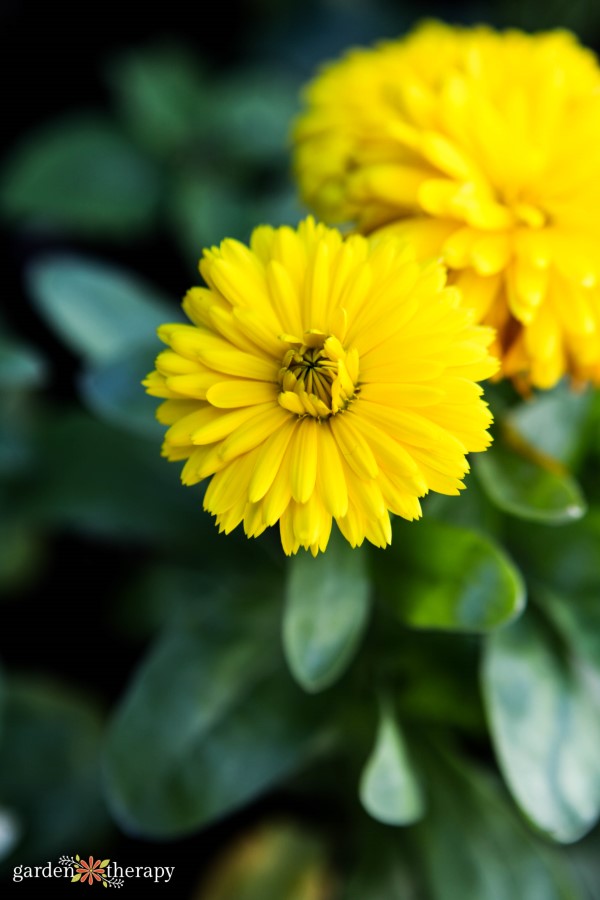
71,855,110,886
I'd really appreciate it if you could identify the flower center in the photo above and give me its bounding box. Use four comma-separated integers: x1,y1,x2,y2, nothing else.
512,201,548,229
277,330,359,419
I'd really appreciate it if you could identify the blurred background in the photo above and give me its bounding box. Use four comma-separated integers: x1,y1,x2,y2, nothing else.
3,0,600,896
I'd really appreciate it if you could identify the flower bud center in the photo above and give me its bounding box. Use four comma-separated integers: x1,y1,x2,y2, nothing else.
277,330,359,419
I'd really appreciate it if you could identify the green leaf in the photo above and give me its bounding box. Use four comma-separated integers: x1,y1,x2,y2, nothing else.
0,338,47,390
0,678,110,868
506,510,600,598
1,116,161,237
213,69,300,163
377,519,525,632
104,596,333,837
283,531,371,692
475,435,586,524
27,255,179,363
424,472,500,534
536,588,600,675
506,382,593,469
483,611,600,842
506,512,600,670
167,173,253,268
416,749,584,900
23,412,216,549
115,562,261,638
107,46,206,159
79,343,163,439
359,702,424,826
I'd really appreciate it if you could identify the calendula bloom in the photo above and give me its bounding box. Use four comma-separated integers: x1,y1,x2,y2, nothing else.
293,23,600,389
144,218,497,555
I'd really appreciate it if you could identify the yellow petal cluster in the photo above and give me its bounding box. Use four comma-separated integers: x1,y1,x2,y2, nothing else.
293,23,600,389
144,218,497,555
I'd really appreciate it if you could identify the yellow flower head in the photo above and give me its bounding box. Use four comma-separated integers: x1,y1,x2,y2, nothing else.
144,218,497,555
293,23,600,389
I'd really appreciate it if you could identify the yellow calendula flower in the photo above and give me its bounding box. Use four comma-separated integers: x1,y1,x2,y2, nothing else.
293,23,600,389
144,218,497,555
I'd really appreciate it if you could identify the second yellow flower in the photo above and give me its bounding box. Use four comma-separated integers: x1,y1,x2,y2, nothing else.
294,23,600,389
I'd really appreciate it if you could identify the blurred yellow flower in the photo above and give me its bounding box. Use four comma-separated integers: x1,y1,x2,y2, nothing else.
293,23,600,389
144,218,496,555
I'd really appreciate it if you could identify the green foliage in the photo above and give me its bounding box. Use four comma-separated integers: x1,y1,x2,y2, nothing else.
104,585,334,838
284,531,371,692
167,172,256,263
476,388,590,522
27,255,178,364
79,343,164,440
483,610,600,843
415,749,583,900
476,436,587,524
107,46,208,160
0,678,110,868
22,411,211,547
376,519,525,632
506,383,593,469
1,117,160,237
0,331,46,478
210,68,300,164
0,338,47,391
359,701,424,826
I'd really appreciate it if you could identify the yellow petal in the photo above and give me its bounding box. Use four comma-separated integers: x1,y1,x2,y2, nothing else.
206,380,277,408
219,405,289,462
290,419,319,503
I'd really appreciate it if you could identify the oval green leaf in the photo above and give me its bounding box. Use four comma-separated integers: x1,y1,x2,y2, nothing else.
79,343,163,439
0,338,47,390
377,520,525,633
283,530,371,693
416,749,585,900
27,255,179,363
475,440,586,524
483,612,600,843
108,47,205,159
213,69,299,162
104,610,332,838
1,116,160,236
359,703,425,826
